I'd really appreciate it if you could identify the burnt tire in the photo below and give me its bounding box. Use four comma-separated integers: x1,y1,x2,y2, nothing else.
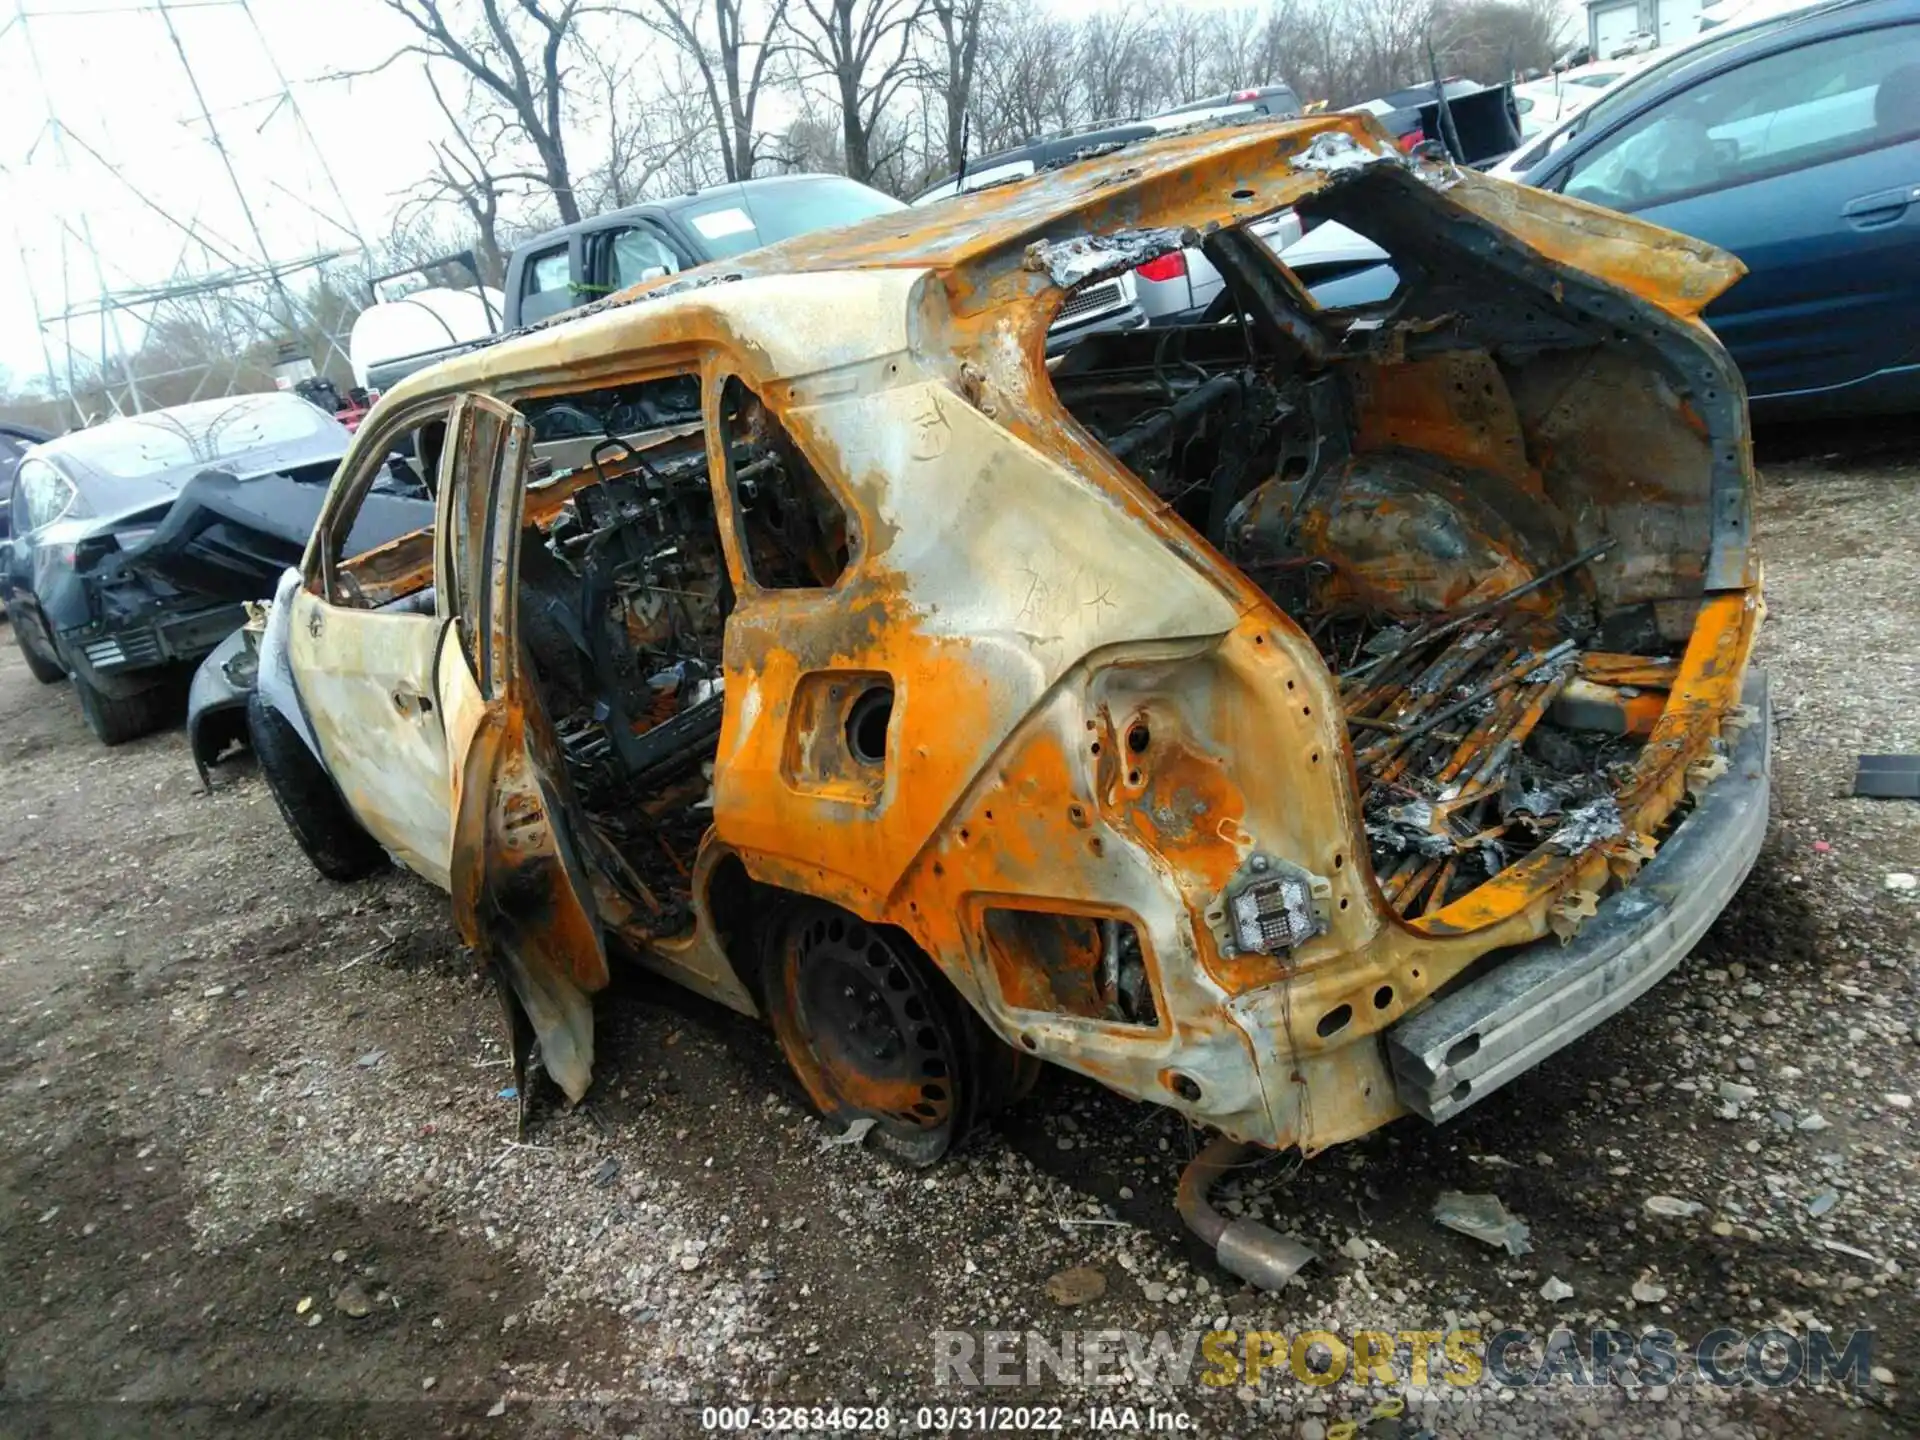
247,690,387,882
763,899,1034,1167
12,613,66,684
73,671,174,745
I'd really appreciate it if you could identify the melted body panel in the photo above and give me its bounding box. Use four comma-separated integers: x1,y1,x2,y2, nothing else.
288,113,1763,1152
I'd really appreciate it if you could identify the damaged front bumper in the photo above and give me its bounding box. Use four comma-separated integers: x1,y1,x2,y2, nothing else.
186,621,260,786
1390,674,1771,1122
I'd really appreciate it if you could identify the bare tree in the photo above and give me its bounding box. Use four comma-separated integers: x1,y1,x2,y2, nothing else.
1075,8,1162,123
776,110,848,172
399,67,551,283
1347,0,1442,101
1437,0,1567,80
1154,3,1213,106
926,0,984,172
969,0,1075,152
421,156,509,285
652,57,743,191
360,0,1574,255
362,0,591,223
1197,5,1278,93
575,50,706,210
0,378,75,437
784,0,928,185
380,210,493,285
622,0,791,182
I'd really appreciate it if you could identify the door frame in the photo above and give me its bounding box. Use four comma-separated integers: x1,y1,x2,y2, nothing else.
287,398,462,883
438,391,611,1109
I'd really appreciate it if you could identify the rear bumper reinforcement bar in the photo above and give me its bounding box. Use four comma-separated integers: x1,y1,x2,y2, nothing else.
1390,671,1771,1124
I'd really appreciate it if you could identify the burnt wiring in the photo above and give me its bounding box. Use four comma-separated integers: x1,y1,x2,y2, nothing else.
523,430,730,934
1052,316,1663,920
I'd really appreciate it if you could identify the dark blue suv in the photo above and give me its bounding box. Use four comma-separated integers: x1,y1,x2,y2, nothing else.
1520,0,1920,418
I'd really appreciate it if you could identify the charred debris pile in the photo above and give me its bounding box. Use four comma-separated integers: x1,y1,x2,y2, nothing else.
1054,320,1678,916
1323,588,1664,917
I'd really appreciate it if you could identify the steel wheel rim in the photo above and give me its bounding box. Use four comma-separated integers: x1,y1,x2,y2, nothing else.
772,909,960,1162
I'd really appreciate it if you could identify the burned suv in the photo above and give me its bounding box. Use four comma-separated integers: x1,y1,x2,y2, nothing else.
252,114,1766,1282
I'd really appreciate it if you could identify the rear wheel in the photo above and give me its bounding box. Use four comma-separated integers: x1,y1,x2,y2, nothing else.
765,900,1036,1167
248,690,387,882
73,670,174,745
11,611,66,684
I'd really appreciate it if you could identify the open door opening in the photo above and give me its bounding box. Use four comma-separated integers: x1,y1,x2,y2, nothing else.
442,392,612,1113
506,372,732,939
452,370,797,1110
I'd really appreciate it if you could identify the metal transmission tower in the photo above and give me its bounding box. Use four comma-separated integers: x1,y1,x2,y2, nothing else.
2,0,374,419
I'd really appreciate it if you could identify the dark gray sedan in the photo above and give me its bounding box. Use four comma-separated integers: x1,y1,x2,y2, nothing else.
2,392,428,744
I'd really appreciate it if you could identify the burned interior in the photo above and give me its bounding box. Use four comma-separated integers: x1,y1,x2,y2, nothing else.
358,369,864,940
509,375,728,932
1044,154,1751,928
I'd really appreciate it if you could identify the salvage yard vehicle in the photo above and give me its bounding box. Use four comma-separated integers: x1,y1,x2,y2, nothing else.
507,173,912,325
348,178,913,402
2,394,429,745
1512,58,1652,136
255,113,1768,1285
1522,0,1920,417
914,89,1307,328
1346,78,1525,165
1483,0,1920,418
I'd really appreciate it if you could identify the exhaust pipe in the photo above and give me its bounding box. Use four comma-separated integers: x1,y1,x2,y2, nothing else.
1176,1134,1318,1290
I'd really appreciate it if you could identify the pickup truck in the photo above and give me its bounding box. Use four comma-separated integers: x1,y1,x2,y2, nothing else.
355,175,909,399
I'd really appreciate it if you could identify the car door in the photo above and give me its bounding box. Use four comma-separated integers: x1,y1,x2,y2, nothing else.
514,240,577,325
288,403,460,885
1549,20,1920,405
0,430,33,542
437,393,610,1109
2,468,41,612
590,223,687,299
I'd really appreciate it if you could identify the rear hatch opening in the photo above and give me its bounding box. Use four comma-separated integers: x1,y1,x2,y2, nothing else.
1043,172,1757,934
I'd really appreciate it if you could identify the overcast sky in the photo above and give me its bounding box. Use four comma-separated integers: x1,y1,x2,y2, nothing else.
0,0,463,385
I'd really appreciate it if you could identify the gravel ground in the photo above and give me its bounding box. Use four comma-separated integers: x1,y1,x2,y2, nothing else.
1,420,1916,1439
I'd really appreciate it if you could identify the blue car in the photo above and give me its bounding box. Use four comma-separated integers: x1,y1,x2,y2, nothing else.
1521,0,1920,418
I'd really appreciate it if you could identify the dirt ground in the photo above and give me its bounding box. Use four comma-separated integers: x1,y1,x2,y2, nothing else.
2,419,1917,1440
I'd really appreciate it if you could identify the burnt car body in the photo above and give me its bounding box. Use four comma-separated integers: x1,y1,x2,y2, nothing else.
258,114,1766,1281
3,393,429,745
